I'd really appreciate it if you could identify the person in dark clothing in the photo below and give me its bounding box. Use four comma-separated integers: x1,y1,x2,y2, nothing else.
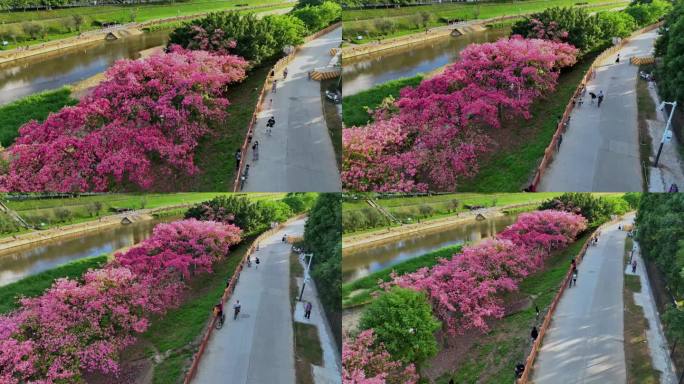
515,362,525,378
531,326,539,342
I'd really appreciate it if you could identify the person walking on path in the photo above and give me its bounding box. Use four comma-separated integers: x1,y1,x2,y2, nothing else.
615,53,620,64
255,256,260,269
597,90,604,108
632,259,637,273
304,301,312,319
252,141,259,161
572,269,578,286
531,326,539,342
283,67,288,79
234,150,241,170
233,300,241,320
271,80,277,93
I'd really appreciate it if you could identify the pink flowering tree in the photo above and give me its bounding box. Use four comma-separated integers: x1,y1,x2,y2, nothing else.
0,219,243,382
389,210,586,334
343,329,419,384
115,219,242,310
1,46,248,192
342,37,578,192
498,210,587,265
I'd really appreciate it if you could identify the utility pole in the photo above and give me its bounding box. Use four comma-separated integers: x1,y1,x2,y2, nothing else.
654,101,677,167
298,253,314,302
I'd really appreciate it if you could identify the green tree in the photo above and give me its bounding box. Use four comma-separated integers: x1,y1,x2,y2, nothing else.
283,192,318,213
663,304,684,355
169,12,280,65
263,14,307,50
304,193,342,346
511,7,605,53
636,194,684,297
655,0,684,107
359,287,441,364
539,192,613,226
598,11,638,39
292,1,341,32
625,0,672,26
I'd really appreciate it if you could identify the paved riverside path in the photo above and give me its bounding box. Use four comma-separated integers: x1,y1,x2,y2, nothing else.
192,218,306,384
244,27,341,192
538,30,659,192
532,216,632,383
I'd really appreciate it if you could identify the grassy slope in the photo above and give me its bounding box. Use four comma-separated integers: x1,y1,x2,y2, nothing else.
0,1,287,49
342,245,463,308
321,78,342,170
343,0,628,41
636,70,655,191
623,237,660,383
439,232,591,383
0,255,108,314
194,65,271,191
0,87,77,147
342,75,423,127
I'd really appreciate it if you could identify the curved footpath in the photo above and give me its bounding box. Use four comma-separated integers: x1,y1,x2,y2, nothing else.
244,27,342,192
538,29,659,192
532,216,632,383
192,218,302,384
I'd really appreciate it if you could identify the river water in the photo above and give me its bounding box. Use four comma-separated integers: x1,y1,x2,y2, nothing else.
342,213,518,283
0,29,169,105
342,27,510,96
0,216,176,286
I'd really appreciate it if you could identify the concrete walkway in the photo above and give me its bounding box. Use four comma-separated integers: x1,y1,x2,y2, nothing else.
532,216,631,383
244,27,341,192
538,30,659,192
626,241,678,383
191,218,306,384
295,254,342,383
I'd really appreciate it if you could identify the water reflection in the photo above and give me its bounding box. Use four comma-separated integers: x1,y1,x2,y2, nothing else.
342,214,518,282
0,30,169,105
342,28,510,96
0,216,175,286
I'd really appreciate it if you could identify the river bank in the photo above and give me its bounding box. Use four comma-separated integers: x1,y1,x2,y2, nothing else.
342,202,539,254
0,203,190,254
0,3,292,66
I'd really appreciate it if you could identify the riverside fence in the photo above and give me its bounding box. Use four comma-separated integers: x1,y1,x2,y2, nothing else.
528,22,662,191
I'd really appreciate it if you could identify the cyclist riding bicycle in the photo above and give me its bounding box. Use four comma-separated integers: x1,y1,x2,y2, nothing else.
213,302,224,325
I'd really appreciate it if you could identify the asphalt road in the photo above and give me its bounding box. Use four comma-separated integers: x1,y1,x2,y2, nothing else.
532,216,631,383
191,218,306,384
538,30,658,192
244,28,341,192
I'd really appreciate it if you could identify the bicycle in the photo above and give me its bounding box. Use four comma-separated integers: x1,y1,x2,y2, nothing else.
215,313,226,329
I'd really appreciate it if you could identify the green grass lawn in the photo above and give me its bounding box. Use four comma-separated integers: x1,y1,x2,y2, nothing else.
437,232,591,383
342,75,423,127
0,254,108,314
343,0,629,41
636,68,655,191
0,87,77,147
342,244,463,308
194,65,271,191
0,1,289,49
